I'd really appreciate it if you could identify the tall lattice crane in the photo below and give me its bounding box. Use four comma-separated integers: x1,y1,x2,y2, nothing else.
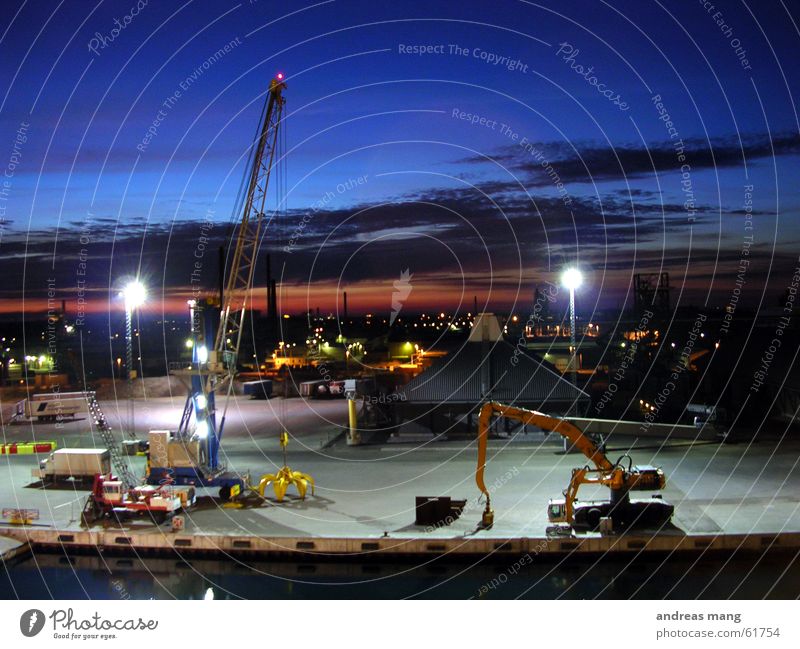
148,74,286,497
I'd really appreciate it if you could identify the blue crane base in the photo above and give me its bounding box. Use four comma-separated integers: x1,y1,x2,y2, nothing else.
148,466,246,500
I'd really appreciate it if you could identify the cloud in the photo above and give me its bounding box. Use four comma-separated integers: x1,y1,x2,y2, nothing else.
456,132,800,186
0,158,788,310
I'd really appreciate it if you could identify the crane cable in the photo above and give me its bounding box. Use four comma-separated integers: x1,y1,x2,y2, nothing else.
275,93,288,440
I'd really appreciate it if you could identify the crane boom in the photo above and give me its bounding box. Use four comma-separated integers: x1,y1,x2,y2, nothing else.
151,74,287,496
212,75,286,393
476,402,612,501
194,75,287,469
199,74,286,469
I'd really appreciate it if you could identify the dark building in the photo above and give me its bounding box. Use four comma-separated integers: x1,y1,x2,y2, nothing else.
396,314,589,438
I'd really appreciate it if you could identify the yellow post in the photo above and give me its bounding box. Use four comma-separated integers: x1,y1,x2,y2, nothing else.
347,398,361,446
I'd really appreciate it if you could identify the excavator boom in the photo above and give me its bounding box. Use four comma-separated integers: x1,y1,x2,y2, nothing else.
476,401,612,502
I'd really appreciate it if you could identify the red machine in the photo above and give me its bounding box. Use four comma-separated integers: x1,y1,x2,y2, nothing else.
81,473,195,525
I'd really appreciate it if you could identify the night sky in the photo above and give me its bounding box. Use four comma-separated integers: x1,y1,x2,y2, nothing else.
1,0,799,323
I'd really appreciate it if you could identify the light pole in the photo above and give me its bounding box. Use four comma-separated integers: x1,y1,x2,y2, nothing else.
122,280,146,438
561,268,583,414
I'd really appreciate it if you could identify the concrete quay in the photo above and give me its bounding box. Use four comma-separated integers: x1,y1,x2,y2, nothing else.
2,396,799,561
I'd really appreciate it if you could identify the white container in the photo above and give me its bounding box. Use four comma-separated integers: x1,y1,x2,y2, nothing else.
35,448,110,480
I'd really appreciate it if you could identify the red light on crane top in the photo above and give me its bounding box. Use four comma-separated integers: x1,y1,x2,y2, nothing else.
276,72,284,80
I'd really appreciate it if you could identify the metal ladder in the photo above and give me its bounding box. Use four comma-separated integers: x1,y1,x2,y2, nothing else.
84,391,138,489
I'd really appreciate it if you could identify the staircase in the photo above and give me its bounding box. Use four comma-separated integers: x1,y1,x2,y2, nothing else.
84,392,138,488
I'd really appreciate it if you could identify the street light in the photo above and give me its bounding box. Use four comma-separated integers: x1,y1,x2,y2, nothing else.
561,268,583,292
122,281,146,311
122,280,146,438
561,268,583,413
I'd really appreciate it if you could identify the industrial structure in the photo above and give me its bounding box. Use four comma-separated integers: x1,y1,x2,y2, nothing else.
147,74,292,499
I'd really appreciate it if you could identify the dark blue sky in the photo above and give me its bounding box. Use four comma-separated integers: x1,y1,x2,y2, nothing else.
1,0,799,320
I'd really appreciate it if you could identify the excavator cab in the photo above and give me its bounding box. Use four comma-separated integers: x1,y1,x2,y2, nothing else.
547,501,566,522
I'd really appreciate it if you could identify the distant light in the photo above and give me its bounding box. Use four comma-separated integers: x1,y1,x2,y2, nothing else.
195,394,207,410
122,280,147,310
561,268,583,291
197,345,208,363
276,72,284,80
671,342,676,348
38,355,46,363
283,314,290,319
185,339,193,348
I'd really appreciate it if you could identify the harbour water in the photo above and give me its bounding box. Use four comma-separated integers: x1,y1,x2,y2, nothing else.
2,549,798,599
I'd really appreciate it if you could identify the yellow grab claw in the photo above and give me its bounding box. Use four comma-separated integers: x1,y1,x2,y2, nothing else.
258,466,315,502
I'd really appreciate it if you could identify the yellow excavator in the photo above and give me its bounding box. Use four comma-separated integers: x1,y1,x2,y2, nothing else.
475,401,673,531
